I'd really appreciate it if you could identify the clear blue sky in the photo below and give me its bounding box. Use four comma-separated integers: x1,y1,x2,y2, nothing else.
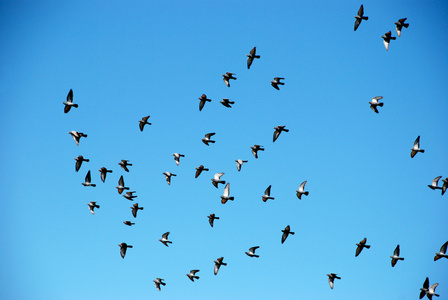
1,1,447,299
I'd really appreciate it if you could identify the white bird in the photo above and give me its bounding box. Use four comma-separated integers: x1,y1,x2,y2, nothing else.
163,172,176,185
211,172,226,188
327,273,341,289
186,270,200,282
410,136,425,158
220,183,234,204
68,131,87,146
296,180,309,199
245,246,260,258
172,153,185,166
369,96,384,113
202,132,216,146
235,159,248,172
381,31,396,51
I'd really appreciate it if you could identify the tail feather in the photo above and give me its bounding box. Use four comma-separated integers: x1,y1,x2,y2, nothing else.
161,282,166,286
365,245,371,249
284,129,290,132
229,197,234,200
378,103,384,107
363,16,369,20
91,184,96,187
304,191,309,196
222,262,227,266
255,55,260,58
73,104,78,108
420,150,425,153
398,257,404,260
290,232,295,235
403,23,409,28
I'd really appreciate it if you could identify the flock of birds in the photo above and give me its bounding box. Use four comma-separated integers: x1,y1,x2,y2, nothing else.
61,4,446,296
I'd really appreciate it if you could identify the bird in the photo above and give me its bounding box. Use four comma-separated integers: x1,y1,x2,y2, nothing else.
381,31,396,51
214,257,227,275
68,131,87,146
273,126,289,142
296,180,309,199
410,136,425,158
369,96,384,113
220,98,235,108
211,172,226,188
202,132,216,145
198,94,211,111
87,201,99,215
420,277,430,299
395,18,409,37
153,278,166,291
118,243,133,259
123,221,135,226
74,155,89,172
428,176,443,190
118,160,132,172
163,172,176,185
98,167,112,183
327,273,341,289
220,183,234,204
245,246,260,258
390,245,405,267
235,159,248,172
208,214,219,227
116,175,129,194
441,178,448,195
63,89,78,113
247,47,261,69
250,144,264,158
281,225,294,244
354,4,368,31
139,116,151,131
123,191,137,201
131,203,143,218
355,238,371,257
186,270,200,282
173,153,185,166
195,165,209,178
159,232,172,247
271,77,285,90
222,72,236,87
82,170,96,187
427,282,440,300
434,241,448,261
262,185,274,202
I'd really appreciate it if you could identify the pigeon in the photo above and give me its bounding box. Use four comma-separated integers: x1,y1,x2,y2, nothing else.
245,246,260,258
131,203,143,218
220,98,235,108
202,132,216,146
68,131,87,146
235,159,248,172
296,181,309,199
186,270,200,282
198,94,211,111
87,201,99,215
222,72,237,87
159,232,172,247
153,278,166,291
410,136,425,158
195,165,209,178
139,116,151,131
395,18,409,37
63,89,78,113
262,185,275,202
441,178,448,195
273,126,289,142
214,257,227,275
220,183,234,204
163,172,176,185
369,96,384,113
390,245,405,267
428,176,443,190
355,238,371,257
118,160,132,172
381,31,396,51
116,175,129,194
281,225,295,244
247,47,261,69
327,273,341,289
82,170,96,187
420,277,430,299
271,77,285,90
123,191,137,201
74,155,89,172
427,282,440,300
434,241,448,261
354,5,368,31
211,172,226,188
251,144,264,159
98,167,112,183
208,213,219,227
173,153,185,166
118,243,133,259
123,221,135,226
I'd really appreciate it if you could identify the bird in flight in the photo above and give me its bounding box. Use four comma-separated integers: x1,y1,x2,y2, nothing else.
186,270,200,282
327,273,341,289
139,116,151,131
434,241,448,261
296,180,309,199
63,89,78,113
355,237,371,257
82,170,96,187
213,257,227,275
247,47,260,69
195,165,209,178
153,278,166,291
390,245,404,267
98,167,112,183
281,225,295,244
220,183,234,204
211,172,226,188
235,159,248,172
208,213,219,227
202,132,216,146
245,246,260,258
163,172,176,185
410,136,425,158
251,144,264,158
74,155,89,172
116,175,129,194
198,94,211,111
118,243,133,259
381,31,396,51
123,221,135,226
271,77,285,90
222,72,237,87
131,203,143,218
68,131,87,146
172,153,185,166
118,160,132,172
369,96,384,113
87,201,99,215
273,126,289,142
220,98,235,108
354,5,368,31
159,232,172,247
395,18,409,37
262,185,275,202
428,176,443,190
123,191,137,201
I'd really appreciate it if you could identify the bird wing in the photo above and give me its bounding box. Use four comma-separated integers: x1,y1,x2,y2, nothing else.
162,232,170,239
199,99,205,111
85,170,91,182
64,105,71,113
328,277,334,289
214,263,220,275
119,175,124,186
372,96,383,101
273,129,280,142
429,283,439,293
120,246,126,258
432,176,442,186
281,231,288,244
414,136,420,148
265,185,272,196
67,89,73,103
440,241,448,254
354,18,361,31
223,77,230,87
394,245,400,256
299,180,307,191
357,5,364,16
391,258,397,267
215,172,224,180
139,121,145,131
195,168,202,178
370,104,379,113
247,56,254,69
205,132,215,139
251,148,258,158
383,39,389,51
249,246,259,253
75,160,82,172
209,216,214,227
423,277,429,289
223,183,230,197
355,245,363,257
132,208,137,218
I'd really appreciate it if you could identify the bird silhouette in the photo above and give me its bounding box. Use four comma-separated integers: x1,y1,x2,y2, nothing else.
74,155,89,172
245,246,260,258
186,270,200,282
163,172,176,185
202,132,216,146
247,47,260,69
327,273,341,289
118,160,132,172
195,165,209,178
222,72,236,87
355,237,371,257
354,5,368,31
159,232,172,247
63,89,78,113
82,170,96,187
281,225,295,244
214,257,227,275
381,31,396,51
118,243,133,259
271,77,285,90
273,126,289,142
131,203,143,218
410,136,425,158
68,131,87,146
395,18,409,37
208,214,219,227
220,183,234,204
434,241,448,261
98,167,112,183
262,185,275,202
390,245,404,267
139,116,151,131
116,175,129,194
198,94,211,111
250,145,264,158
369,96,384,113
220,98,235,108
153,278,166,291
87,201,99,215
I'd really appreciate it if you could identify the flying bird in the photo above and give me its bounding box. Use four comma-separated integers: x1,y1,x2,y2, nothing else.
163,172,176,185
327,273,341,289
390,245,404,267
123,191,137,201
220,183,234,204
251,144,264,159
195,165,209,178
68,131,87,146
198,94,211,111
420,277,430,299
262,185,275,202
131,203,143,218
214,257,227,275
123,221,135,226
428,176,443,190
441,178,448,195
208,213,219,227
273,126,289,142
395,18,409,37
172,153,185,166
235,159,248,172
186,270,200,282
116,175,129,194
159,232,172,247
118,243,133,259
211,172,226,188
354,5,368,31
220,98,235,108
427,282,440,300
369,96,384,113
247,47,260,69
281,225,295,244
245,246,260,258
98,167,112,183
271,77,285,90
139,116,151,131
381,31,396,51
296,181,309,199
82,170,96,187
153,278,166,291
202,132,216,146
222,72,237,87
118,160,132,172
87,201,99,215
63,89,78,113
434,241,448,261
355,238,371,257
74,155,89,172
410,136,425,158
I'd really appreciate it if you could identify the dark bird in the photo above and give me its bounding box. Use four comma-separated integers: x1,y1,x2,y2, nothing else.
222,72,237,87
355,237,371,257
428,176,443,190
214,257,227,275
390,245,404,267
118,159,132,172
381,31,396,51
74,155,89,172
118,242,133,259
153,278,166,291
262,185,275,202
369,96,384,113
245,246,260,258
198,94,211,111
235,159,248,172
98,167,112,183
139,116,151,131
87,201,99,215
220,98,235,108
131,203,143,218
441,178,448,195
82,170,96,187
195,165,209,178
123,191,137,201
247,47,260,69
173,153,185,166
220,183,234,204
273,126,289,142
211,172,226,188
354,5,368,31
420,277,430,299
327,273,341,289
281,225,295,244
395,18,409,37
186,270,200,282
159,232,172,247
296,181,309,199
410,136,425,158
116,175,129,194
251,144,264,159
68,131,87,146
271,77,285,90
163,172,176,185
208,213,219,227
63,89,78,113
434,241,448,261
202,132,216,146
123,220,135,226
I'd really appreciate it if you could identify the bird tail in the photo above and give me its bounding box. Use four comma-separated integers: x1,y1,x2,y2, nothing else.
420,150,425,153
254,254,260,258
335,276,341,279
209,140,215,143
403,23,409,28
91,184,96,187
284,129,290,132
290,232,295,235
82,134,88,137
279,82,285,85
85,159,90,162
139,207,144,210
180,154,185,157
365,245,371,249
304,191,309,196
161,282,166,286
204,168,209,171
168,241,172,244
378,103,384,107
363,16,368,20
391,37,396,40
255,55,260,58
128,245,133,248
229,197,234,201
73,104,79,108
194,276,199,280
398,257,404,260
222,262,227,266
96,205,100,208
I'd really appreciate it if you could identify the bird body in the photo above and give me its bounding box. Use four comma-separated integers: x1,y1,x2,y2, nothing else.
118,243,133,258
410,136,425,158
245,246,260,258
195,165,209,178
123,191,137,201
251,144,264,158
441,178,448,195
395,18,409,37
198,94,211,111
354,5,368,31
369,96,384,113
271,77,284,90
220,183,234,204
116,175,129,194
208,213,219,227
247,47,260,69
186,270,200,282
123,221,135,226
428,176,443,190
211,172,226,188
220,98,235,108
63,89,78,113
355,237,371,257
390,245,404,267
173,153,185,166
159,232,172,247
153,278,166,291
222,72,237,87
163,172,176,185
131,203,143,218
98,167,112,183
281,225,295,244
420,277,430,299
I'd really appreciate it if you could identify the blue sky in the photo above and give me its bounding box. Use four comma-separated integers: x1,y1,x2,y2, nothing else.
1,1,447,299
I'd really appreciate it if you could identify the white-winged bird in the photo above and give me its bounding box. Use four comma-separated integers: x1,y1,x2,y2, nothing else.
355,237,371,257
354,5,368,31
74,155,89,172
63,89,78,113
82,170,96,187
281,225,295,244
271,77,285,90
118,242,132,259
369,96,384,113
173,153,185,166
139,116,151,131
247,47,260,69
434,241,448,261
222,72,236,87
395,18,409,37
381,31,396,51
410,136,425,158
163,172,176,185
235,159,248,172
186,270,200,282
220,183,234,204
428,176,443,190
211,172,226,188
159,232,172,247
296,180,309,199
87,201,99,215
390,245,404,267
214,257,227,275
245,246,260,258
68,131,87,146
